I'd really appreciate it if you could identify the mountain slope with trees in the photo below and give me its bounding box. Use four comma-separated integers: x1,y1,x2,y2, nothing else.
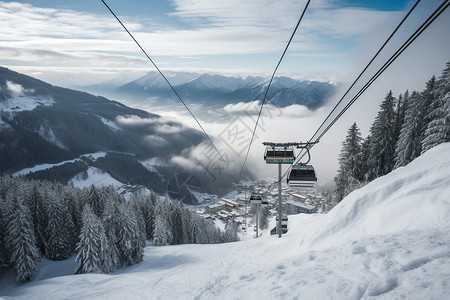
333,62,450,204
0,177,238,281
0,66,214,194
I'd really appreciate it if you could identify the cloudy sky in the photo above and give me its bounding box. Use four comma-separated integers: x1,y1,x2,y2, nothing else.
1,0,449,185
3,0,446,87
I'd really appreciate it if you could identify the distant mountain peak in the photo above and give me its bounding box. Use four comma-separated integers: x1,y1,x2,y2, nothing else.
115,71,336,109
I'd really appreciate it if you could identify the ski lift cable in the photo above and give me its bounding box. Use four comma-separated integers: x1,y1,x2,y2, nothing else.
293,0,447,165
238,0,312,182
294,0,449,174
307,0,421,148
262,0,449,196
260,0,423,195
308,0,449,150
100,0,235,180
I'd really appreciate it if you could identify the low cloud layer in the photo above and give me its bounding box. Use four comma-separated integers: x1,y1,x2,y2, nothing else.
5,80,34,97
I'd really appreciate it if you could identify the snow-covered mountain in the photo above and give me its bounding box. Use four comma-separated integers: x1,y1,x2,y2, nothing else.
2,143,449,299
115,71,336,109
0,66,218,194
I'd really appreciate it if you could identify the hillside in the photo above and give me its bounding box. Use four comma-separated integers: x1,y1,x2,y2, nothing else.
0,67,212,195
1,143,449,299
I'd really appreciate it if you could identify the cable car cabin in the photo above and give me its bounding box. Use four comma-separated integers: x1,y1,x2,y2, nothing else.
276,215,288,233
261,198,269,207
264,147,295,164
287,164,317,189
249,194,262,204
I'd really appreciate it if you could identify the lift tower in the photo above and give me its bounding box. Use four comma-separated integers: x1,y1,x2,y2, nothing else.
263,142,296,238
263,141,318,237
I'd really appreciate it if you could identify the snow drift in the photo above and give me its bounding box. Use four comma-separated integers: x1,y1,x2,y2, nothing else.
1,144,450,299
298,142,450,251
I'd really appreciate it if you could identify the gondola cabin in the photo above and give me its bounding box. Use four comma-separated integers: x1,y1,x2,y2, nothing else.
287,164,317,189
261,198,269,207
264,146,295,164
276,215,288,233
249,193,262,204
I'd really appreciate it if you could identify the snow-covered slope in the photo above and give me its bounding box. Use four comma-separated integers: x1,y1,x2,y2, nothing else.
1,144,450,299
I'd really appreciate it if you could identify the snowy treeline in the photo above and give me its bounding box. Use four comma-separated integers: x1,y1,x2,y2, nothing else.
334,62,450,203
0,177,237,281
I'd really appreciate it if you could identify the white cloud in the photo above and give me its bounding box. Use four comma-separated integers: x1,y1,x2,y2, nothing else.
115,114,184,135
2,0,446,89
6,80,34,97
144,135,167,145
223,100,260,114
0,1,407,73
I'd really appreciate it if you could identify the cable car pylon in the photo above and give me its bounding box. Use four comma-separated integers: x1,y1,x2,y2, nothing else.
263,141,318,238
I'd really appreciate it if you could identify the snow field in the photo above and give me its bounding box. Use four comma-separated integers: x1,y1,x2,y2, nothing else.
1,143,450,299
13,152,107,177
0,95,54,114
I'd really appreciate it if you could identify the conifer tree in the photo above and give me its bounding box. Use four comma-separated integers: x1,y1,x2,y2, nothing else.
422,63,450,152
334,123,363,202
45,192,76,260
259,206,271,230
153,200,172,246
64,189,82,239
75,204,110,274
143,192,157,240
101,194,121,271
189,214,205,244
116,202,144,265
87,185,104,218
170,202,185,245
394,91,424,168
5,192,40,281
358,135,372,181
28,184,48,255
393,91,409,147
0,197,10,271
223,221,239,243
367,91,397,180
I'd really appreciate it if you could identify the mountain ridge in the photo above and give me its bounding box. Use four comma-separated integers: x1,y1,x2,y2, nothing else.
114,71,336,109
0,66,222,195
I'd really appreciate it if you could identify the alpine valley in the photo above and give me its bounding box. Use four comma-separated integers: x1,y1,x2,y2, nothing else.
0,66,213,197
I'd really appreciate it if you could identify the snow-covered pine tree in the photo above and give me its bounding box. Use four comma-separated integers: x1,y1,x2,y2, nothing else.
45,191,76,261
0,197,10,270
101,191,123,270
64,189,82,241
420,76,437,133
153,200,172,246
116,202,144,265
87,185,104,218
189,213,205,244
393,92,409,149
181,208,193,244
75,204,111,274
5,191,40,281
204,220,222,244
394,91,424,168
259,206,271,230
367,91,397,180
144,192,157,240
170,201,185,245
131,199,147,252
333,122,363,202
422,62,450,153
358,135,372,182
27,184,48,255
223,221,239,243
